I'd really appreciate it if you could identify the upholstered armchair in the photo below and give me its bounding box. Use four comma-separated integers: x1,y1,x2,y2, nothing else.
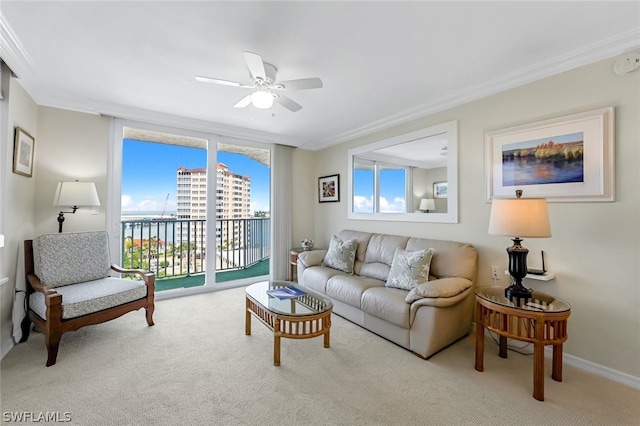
24,231,155,366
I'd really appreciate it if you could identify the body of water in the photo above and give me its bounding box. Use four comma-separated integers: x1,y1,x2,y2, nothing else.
502,158,584,186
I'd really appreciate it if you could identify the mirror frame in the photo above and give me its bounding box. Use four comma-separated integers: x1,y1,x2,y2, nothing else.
347,120,458,223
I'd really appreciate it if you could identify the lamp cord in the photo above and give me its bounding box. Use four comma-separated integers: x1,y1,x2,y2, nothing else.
487,330,533,356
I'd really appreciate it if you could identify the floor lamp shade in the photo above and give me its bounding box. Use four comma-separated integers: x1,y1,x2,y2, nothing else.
53,181,100,232
53,181,101,208
488,193,551,301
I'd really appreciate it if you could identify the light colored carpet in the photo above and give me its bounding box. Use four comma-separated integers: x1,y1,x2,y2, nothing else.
1,286,638,425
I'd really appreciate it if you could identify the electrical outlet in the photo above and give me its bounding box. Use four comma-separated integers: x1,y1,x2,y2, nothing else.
491,266,500,280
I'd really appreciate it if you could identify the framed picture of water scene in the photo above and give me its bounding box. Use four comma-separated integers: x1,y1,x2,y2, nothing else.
485,107,614,202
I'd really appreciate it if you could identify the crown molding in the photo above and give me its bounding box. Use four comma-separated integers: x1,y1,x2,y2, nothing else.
0,13,32,79
87,99,303,147
307,27,640,151
30,91,304,147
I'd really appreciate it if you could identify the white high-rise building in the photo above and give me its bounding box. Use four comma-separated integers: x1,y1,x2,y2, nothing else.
176,165,251,252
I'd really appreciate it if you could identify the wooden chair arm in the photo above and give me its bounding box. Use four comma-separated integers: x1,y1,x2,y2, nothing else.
27,273,58,296
111,264,155,287
26,273,62,306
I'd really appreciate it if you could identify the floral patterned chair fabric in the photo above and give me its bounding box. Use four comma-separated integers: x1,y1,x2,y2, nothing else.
24,231,155,366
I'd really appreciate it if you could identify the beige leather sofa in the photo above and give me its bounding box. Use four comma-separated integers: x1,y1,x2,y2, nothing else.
297,229,478,359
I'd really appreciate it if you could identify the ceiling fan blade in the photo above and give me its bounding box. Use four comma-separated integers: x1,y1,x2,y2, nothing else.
195,76,253,88
275,94,302,112
243,51,266,81
233,94,252,108
279,77,323,90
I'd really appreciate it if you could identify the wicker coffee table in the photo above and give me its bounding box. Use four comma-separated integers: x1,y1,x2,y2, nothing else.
245,281,333,366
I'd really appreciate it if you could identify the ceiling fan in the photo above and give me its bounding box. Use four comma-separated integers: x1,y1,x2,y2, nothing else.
196,51,323,112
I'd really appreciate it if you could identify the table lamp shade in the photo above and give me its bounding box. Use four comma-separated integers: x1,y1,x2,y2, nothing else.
53,181,100,207
419,198,436,211
488,198,551,238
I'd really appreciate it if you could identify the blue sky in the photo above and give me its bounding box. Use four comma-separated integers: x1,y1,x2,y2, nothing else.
353,167,406,213
122,139,270,214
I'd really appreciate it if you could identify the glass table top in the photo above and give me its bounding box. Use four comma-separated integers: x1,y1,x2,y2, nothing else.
475,286,570,312
246,281,333,316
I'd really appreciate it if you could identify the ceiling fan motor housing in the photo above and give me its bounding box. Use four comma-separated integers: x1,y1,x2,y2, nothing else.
257,63,278,86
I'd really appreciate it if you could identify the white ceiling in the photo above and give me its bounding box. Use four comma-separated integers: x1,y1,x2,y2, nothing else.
1,1,638,151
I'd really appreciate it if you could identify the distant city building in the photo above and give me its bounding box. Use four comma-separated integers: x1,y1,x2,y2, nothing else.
176,165,251,250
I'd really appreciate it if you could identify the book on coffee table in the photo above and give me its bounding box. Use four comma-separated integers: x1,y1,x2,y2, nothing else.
266,285,307,300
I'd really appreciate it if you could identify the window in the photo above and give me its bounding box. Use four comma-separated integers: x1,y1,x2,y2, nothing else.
353,158,409,213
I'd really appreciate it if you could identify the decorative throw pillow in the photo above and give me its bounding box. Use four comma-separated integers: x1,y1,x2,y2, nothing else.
385,247,434,290
322,235,358,274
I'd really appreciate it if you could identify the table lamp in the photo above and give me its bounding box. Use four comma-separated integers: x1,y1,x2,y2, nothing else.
53,181,100,232
488,190,551,301
418,198,436,213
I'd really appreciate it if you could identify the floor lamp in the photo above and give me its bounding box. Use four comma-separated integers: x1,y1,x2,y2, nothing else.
53,181,100,232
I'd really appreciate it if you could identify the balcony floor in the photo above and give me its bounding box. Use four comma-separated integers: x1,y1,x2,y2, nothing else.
154,258,269,292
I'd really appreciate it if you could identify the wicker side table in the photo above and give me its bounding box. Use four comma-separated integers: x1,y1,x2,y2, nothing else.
474,286,570,401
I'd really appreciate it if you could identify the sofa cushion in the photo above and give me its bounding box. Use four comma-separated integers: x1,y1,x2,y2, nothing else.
406,238,478,282
359,234,409,281
337,230,372,264
29,277,148,320
322,235,358,274
301,265,347,294
326,275,385,308
35,231,111,288
405,277,474,303
361,287,411,329
386,247,434,290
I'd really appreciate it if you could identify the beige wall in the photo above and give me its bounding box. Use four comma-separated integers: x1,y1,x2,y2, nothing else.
1,93,110,357
35,106,109,236
295,56,640,378
1,77,38,355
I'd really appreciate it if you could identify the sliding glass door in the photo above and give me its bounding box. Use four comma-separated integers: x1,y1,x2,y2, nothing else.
109,119,271,298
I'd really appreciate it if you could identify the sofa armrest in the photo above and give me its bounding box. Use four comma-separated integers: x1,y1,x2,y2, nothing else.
409,287,473,310
297,250,327,268
405,277,473,304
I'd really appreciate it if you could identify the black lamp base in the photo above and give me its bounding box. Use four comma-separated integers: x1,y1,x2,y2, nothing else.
505,282,533,301
505,237,533,304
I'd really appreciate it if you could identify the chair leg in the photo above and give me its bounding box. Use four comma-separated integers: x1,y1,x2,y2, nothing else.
146,305,155,326
45,330,62,367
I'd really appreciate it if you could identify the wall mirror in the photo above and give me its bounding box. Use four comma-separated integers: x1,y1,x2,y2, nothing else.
347,120,458,223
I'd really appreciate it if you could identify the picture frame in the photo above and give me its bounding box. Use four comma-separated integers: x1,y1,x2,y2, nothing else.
433,181,448,199
485,107,614,202
318,174,340,203
13,127,35,178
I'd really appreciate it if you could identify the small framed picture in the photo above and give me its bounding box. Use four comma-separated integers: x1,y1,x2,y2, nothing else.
13,127,35,178
433,181,447,199
318,174,340,203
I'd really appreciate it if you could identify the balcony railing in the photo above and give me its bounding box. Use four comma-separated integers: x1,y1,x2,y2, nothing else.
120,217,270,282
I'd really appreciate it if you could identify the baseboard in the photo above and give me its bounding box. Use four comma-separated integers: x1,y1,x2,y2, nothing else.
479,325,640,390
549,348,640,390
1,336,14,361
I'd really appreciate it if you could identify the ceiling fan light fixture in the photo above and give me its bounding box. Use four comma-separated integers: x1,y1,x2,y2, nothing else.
251,90,274,109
